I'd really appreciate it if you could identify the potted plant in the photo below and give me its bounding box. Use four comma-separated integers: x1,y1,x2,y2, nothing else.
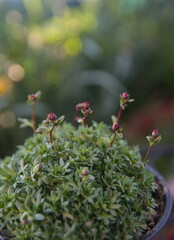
0,92,172,240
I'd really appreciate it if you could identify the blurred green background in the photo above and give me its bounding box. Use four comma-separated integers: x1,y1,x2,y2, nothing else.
0,0,174,177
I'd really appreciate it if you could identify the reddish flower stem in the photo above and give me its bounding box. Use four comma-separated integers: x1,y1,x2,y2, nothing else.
72,111,77,126
50,130,53,144
49,126,55,147
117,106,123,123
110,132,117,147
31,104,36,134
144,145,153,162
83,116,87,127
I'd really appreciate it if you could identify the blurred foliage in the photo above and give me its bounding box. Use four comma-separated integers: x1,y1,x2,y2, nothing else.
0,0,174,160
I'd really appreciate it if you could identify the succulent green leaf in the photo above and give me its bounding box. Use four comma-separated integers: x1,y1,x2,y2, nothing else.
26,99,34,105
154,135,162,145
34,213,45,221
55,115,65,125
0,200,4,209
18,118,33,128
111,115,118,124
36,126,48,133
35,90,42,100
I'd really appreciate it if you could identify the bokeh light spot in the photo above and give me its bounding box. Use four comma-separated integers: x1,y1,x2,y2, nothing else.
7,64,25,82
0,76,13,95
11,24,27,40
0,111,16,129
27,31,44,49
64,37,82,56
6,10,23,25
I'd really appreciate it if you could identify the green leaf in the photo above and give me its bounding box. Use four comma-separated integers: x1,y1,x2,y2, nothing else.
36,126,48,133
0,200,4,208
18,118,33,129
111,115,118,124
63,223,77,239
110,204,121,209
35,90,42,100
47,127,53,133
7,186,14,196
34,213,45,221
42,175,50,184
88,175,95,181
34,156,42,165
55,115,65,125
16,201,23,212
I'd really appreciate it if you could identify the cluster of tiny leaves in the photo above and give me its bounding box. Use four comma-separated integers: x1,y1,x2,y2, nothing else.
0,122,157,240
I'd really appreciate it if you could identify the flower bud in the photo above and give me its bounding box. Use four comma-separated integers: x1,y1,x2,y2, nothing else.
112,123,120,132
33,164,43,173
82,169,90,176
29,94,36,101
47,113,57,122
152,129,159,138
122,92,129,100
76,103,83,111
27,91,41,106
83,101,90,110
146,129,162,146
21,216,29,225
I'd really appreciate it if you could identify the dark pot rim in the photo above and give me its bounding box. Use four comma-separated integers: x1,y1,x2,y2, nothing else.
140,165,173,240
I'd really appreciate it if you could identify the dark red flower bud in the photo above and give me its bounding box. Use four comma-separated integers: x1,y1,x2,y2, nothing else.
33,164,43,173
83,101,90,110
82,169,90,176
112,123,120,131
76,103,83,111
21,216,29,225
47,113,57,122
28,94,37,102
152,129,159,138
122,92,129,100
37,164,43,171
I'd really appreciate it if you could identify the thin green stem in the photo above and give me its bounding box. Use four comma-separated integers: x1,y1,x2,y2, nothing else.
82,176,85,184
110,132,117,147
31,104,36,134
144,145,153,162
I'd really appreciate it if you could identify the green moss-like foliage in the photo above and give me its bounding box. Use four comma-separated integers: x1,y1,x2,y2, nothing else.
0,122,157,240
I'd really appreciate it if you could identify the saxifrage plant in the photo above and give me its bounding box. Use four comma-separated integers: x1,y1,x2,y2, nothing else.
18,91,42,134
0,92,162,240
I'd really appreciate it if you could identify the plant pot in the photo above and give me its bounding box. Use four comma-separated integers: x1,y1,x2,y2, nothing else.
140,165,173,240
